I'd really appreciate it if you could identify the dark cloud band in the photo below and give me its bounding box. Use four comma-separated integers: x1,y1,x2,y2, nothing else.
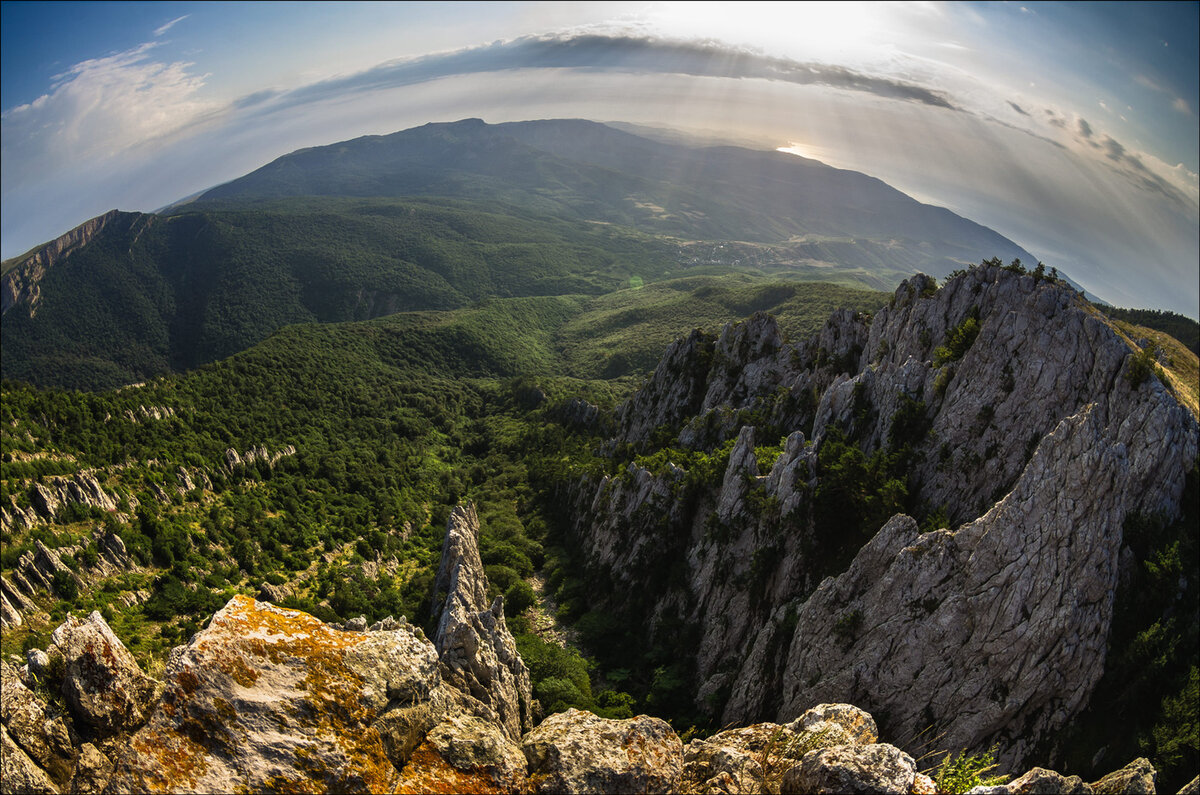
239,33,959,115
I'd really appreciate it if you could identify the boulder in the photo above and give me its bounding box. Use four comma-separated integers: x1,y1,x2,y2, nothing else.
1,724,60,794
967,767,1092,794
1090,757,1156,794
780,742,917,794
786,703,877,745
523,708,683,794
1178,776,1199,794
0,660,77,788
49,611,161,737
68,743,113,795
394,711,527,794
682,719,853,795
104,595,440,794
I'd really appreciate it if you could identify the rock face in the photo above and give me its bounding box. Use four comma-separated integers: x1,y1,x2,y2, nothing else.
433,503,534,742
1,210,129,317
523,708,682,794
568,265,1200,770
50,611,163,737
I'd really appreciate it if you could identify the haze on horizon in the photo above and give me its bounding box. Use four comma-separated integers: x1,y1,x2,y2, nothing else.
2,1,1197,317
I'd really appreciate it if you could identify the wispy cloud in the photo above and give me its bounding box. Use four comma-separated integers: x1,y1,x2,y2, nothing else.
154,15,189,37
1,42,215,191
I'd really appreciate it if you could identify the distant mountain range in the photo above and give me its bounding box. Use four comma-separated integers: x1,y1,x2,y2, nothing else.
3,118,1041,390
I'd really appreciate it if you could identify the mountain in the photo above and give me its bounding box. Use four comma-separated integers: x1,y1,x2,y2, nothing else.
2,118,1041,391
199,118,1037,275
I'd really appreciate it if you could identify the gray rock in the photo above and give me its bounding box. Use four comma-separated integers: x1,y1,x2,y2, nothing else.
1,723,61,794
0,660,77,789
682,719,854,795
785,703,877,745
393,711,527,794
1090,757,1156,794
1178,775,1199,794
49,611,161,737
67,743,112,795
780,742,917,794
433,504,533,742
966,766,1092,794
523,708,682,794
104,595,439,794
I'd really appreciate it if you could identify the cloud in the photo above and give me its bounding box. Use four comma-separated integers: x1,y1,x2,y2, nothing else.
1076,117,1093,138
235,33,961,117
1008,101,1029,116
1,42,215,192
1173,96,1192,114
154,15,189,37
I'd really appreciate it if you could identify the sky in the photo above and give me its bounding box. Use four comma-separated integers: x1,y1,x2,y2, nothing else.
2,1,1197,316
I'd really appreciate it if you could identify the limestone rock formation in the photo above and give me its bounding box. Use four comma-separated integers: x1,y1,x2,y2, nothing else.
966,766,1091,794
1090,757,1157,794
522,708,682,794
1,210,129,317
105,594,439,793
50,611,162,738
0,661,77,789
433,503,534,742
568,264,1199,770
781,742,918,794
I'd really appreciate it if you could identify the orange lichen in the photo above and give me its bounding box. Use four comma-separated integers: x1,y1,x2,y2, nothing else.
394,743,519,795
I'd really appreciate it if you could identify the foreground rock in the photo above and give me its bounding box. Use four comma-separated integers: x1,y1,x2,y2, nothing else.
105,595,440,793
523,708,682,794
50,611,162,737
782,742,918,794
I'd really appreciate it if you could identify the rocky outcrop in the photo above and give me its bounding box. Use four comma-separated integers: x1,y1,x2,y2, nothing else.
522,709,682,794
1,210,132,317
433,504,534,743
105,594,438,793
569,265,1200,771
222,444,296,470
50,611,163,737
782,742,918,794
1090,757,1157,794
0,530,133,630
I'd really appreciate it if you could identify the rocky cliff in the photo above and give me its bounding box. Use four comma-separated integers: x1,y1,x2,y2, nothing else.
569,263,1199,771
1,211,148,317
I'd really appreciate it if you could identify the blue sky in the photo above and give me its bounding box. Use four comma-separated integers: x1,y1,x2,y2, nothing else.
2,1,1197,316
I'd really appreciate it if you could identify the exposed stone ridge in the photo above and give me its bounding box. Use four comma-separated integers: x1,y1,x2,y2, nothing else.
1,210,142,317
568,264,1200,772
106,594,439,793
1,473,120,535
0,530,133,630
222,443,296,470
434,503,534,742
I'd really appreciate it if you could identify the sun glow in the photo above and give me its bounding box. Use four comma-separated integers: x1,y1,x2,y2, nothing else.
642,1,894,64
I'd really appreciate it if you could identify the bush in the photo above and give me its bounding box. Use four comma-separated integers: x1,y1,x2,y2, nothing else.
933,748,1007,794
504,580,536,615
52,570,79,601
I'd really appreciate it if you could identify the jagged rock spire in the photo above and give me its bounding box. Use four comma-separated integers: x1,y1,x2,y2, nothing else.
433,503,534,742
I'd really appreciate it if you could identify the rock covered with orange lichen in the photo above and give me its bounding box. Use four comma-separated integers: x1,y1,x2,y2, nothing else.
433,503,534,742
104,595,440,794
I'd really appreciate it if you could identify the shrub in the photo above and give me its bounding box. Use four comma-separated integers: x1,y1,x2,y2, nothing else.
933,748,1008,794
504,580,536,615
